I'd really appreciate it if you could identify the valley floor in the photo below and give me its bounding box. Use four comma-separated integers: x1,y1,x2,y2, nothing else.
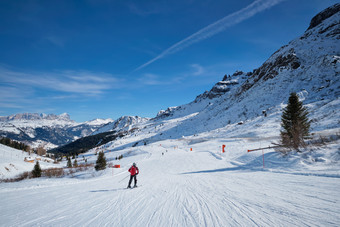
1,139,339,227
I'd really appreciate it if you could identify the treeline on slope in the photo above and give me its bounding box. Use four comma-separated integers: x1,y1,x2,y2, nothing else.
0,137,31,152
49,131,126,156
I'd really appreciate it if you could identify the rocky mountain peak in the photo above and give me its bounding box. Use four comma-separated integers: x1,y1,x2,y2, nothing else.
307,3,340,30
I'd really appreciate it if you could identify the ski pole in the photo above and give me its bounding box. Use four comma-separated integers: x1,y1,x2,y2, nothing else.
118,174,130,183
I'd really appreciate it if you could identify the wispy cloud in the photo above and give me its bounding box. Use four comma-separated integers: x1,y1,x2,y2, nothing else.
0,67,126,114
0,85,36,110
0,67,121,95
44,36,65,48
190,64,205,76
138,73,165,86
134,0,285,71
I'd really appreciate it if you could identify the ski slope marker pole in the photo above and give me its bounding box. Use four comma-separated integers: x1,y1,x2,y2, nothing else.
262,149,265,168
247,148,266,168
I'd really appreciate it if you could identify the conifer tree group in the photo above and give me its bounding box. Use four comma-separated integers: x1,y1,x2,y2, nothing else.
0,137,31,152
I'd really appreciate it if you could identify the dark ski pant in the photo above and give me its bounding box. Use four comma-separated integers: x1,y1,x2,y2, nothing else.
128,174,137,187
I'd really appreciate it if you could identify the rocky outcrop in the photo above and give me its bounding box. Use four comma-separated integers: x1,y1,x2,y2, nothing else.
239,48,301,94
194,71,249,100
307,3,340,30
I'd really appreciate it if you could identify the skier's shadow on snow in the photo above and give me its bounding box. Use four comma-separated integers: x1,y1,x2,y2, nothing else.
90,188,125,193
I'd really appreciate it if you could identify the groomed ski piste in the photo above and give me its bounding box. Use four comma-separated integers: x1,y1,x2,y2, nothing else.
1,112,339,227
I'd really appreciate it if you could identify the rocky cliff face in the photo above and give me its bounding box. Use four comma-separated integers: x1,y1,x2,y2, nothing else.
232,3,339,99
307,3,340,30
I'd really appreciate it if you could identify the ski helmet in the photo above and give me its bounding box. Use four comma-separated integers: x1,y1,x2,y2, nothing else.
133,162,136,166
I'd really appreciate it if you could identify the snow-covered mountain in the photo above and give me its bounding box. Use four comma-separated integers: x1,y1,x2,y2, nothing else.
92,116,149,135
0,113,113,149
141,3,340,140
0,113,71,122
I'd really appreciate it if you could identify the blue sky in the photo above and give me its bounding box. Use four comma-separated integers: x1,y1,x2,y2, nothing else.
0,0,338,122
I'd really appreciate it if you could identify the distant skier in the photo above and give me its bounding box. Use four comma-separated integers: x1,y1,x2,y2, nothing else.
127,163,139,188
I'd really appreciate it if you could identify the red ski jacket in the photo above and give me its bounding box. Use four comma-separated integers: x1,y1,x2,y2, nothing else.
129,166,139,176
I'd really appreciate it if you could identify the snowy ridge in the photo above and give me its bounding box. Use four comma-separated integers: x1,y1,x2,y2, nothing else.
84,118,113,126
92,116,149,135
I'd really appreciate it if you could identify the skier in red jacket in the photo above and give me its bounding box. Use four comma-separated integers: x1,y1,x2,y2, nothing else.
127,163,139,188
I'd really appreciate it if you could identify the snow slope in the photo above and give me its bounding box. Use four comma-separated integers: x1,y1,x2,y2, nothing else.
1,94,340,226
0,144,60,179
1,132,339,226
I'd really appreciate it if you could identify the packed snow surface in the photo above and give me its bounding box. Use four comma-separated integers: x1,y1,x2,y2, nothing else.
1,125,339,226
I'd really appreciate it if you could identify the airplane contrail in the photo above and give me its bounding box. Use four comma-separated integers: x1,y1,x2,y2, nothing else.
134,0,285,72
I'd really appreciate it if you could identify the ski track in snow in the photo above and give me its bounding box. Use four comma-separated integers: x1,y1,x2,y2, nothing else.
1,141,339,227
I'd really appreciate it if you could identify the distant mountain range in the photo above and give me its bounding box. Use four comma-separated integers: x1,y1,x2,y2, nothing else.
0,113,113,150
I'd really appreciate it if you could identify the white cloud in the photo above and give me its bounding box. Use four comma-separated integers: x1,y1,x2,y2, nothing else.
138,73,164,85
134,0,285,71
190,64,205,76
0,67,121,95
0,85,37,110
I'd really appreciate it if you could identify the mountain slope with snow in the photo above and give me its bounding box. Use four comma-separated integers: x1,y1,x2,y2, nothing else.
136,3,340,142
0,144,60,179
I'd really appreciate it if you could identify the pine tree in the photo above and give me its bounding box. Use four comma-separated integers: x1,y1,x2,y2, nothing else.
95,151,107,171
281,92,310,150
32,161,42,178
67,157,72,168
73,159,78,167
